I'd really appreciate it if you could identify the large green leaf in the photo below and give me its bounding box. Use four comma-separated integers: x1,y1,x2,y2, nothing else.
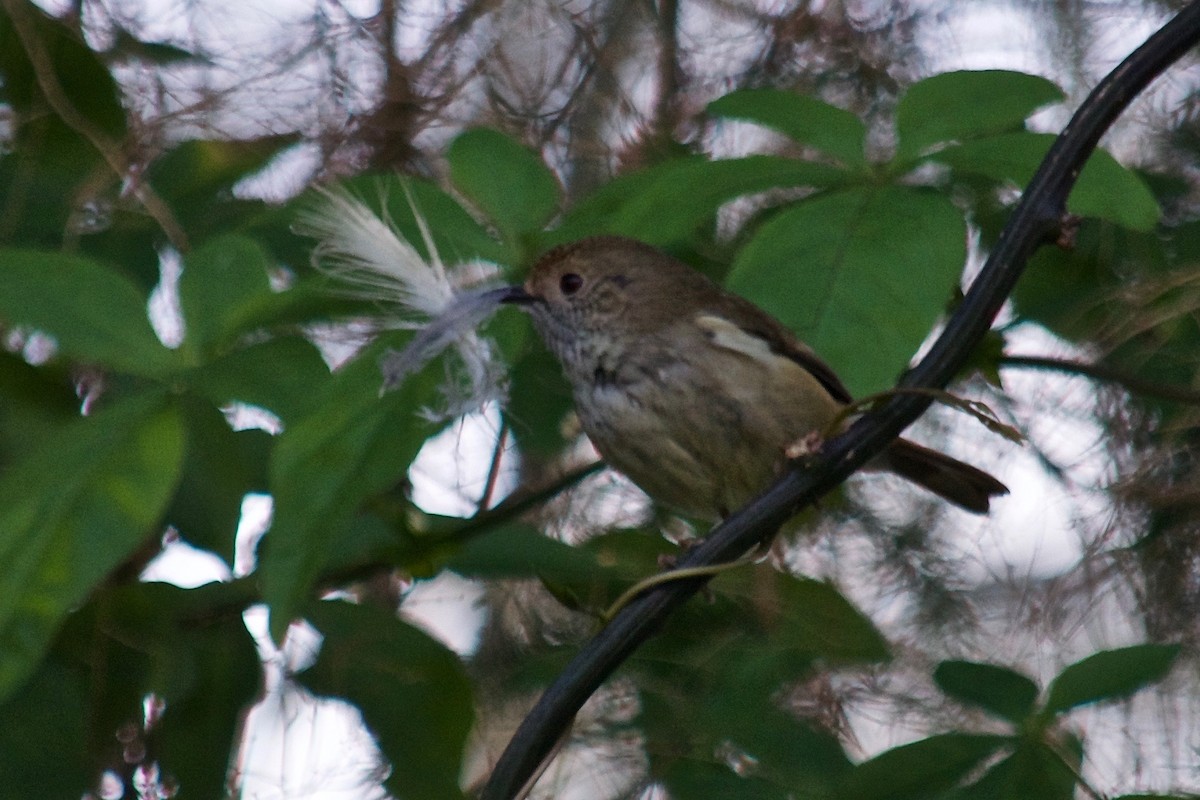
301,600,473,800
0,353,78,468
553,155,846,247
448,128,561,242
144,588,260,799
0,660,91,796
713,567,890,663
0,249,177,375
262,337,443,641
167,397,269,561
1044,644,1180,714
708,88,867,167
0,391,185,700
186,335,332,425
957,737,1081,800
933,133,1160,231
179,234,274,357
896,70,1063,160
839,733,1011,800
728,185,966,396
934,660,1039,723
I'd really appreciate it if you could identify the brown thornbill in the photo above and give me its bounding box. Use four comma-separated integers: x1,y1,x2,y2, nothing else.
502,236,1007,519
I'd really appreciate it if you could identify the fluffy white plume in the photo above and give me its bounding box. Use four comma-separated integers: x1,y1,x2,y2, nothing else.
295,183,510,418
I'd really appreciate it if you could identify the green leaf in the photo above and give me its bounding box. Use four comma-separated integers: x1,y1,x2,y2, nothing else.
179,234,273,356
186,335,332,425
110,27,204,65
0,353,79,468
448,523,601,582
448,128,561,240
896,71,1063,159
146,137,296,241
958,737,1081,800
934,660,1039,723
0,391,185,701
301,600,473,800
167,397,269,561
933,133,1160,231
714,568,890,662
708,88,867,167
150,594,260,798
0,249,177,375
0,660,90,797
1044,643,1180,714
503,344,574,456
553,155,846,247
659,760,792,800
262,337,443,641
839,733,1011,800
728,185,966,396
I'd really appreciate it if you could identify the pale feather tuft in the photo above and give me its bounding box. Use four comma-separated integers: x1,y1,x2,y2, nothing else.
296,183,509,418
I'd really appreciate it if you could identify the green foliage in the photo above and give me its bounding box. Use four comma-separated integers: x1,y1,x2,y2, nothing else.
708,88,868,167
848,647,1181,799
0,40,1186,800
301,600,474,800
894,70,1063,160
934,660,1039,723
1043,644,1181,714
729,185,966,394
0,391,185,698
449,127,562,251
0,249,179,375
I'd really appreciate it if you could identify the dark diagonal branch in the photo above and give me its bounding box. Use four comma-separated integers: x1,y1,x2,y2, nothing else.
480,5,1200,798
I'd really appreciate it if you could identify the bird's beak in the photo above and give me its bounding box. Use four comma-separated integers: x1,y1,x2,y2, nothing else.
498,284,537,306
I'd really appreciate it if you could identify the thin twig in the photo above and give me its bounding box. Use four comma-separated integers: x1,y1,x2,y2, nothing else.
1001,354,1200,405
476,421,510,515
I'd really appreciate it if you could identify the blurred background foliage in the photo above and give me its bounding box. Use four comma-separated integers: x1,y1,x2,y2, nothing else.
0,0,1198,798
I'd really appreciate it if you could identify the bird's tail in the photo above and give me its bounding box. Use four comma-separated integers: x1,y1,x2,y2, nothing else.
882,438,1008,514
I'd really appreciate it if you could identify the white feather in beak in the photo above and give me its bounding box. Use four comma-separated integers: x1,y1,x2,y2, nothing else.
295,183,511,418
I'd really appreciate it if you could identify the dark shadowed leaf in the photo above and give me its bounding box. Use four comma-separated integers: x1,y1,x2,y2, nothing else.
956,735,1081,800
167,397,269,562
1044,644,1180,714
840,733,1011,800
302,600,473,800
262,336,444,641
187,335,332,425
935,660,1039,723
0,353,79,468
0,660,91,797
714,567,890,662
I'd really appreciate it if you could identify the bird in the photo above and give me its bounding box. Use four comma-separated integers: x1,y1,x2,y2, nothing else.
501,235,1007,520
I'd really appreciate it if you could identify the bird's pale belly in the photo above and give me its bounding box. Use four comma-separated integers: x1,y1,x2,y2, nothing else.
573,353,842,519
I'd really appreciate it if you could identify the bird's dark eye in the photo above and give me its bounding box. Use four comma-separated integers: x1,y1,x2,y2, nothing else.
560,273,584,295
